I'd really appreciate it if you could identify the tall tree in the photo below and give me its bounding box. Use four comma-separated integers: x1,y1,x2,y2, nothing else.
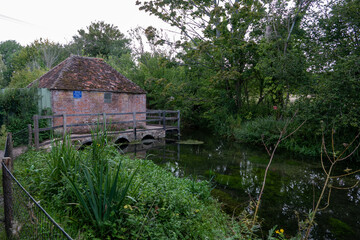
305,0,360,130
72,21,131,58
0,40,23,87
137,0,264,111
255,0,314,107
0,55,6,87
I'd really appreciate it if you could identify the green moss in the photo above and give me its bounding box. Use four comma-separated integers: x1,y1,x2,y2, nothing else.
211,189,246,216
328,217,355,239
177,139,204,145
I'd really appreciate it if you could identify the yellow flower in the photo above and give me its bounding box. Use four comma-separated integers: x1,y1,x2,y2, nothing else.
280,229,284,233
124,204,133,210
275,230,280,234
97,143,100,147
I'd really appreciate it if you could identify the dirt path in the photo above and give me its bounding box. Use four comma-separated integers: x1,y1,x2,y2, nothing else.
0,146,28,160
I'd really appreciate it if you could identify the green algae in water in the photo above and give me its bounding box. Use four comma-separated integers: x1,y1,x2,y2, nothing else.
211,189,247,216
177,139,204,145
328,217,355,239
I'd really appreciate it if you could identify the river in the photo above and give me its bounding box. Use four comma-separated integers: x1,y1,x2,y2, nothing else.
124,129,360,239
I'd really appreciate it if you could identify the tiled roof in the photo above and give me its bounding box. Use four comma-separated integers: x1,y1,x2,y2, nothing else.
28,55,146,94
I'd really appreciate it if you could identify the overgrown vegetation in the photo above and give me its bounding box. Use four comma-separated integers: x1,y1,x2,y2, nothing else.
0,88,39,146
15,134,258,239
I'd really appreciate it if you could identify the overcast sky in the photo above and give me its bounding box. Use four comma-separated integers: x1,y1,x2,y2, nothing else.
0,0,177,46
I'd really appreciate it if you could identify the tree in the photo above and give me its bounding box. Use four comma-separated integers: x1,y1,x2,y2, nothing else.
254,0,314,107
0,55,6,87
8,68,47,88
11,39,67,72
0,40,23,87
137,0,264,111
72,21,131,58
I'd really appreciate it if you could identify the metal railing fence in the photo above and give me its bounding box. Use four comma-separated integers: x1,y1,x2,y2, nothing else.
1,133,73,239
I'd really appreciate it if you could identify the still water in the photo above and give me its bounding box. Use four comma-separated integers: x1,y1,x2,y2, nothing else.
124,130,360,239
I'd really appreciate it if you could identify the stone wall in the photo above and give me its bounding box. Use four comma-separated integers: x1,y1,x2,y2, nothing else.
51,90,146,133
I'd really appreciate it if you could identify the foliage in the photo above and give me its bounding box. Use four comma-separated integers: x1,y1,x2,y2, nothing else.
0,40,23,87
234,116,287,146
8,67,47,88
11,39,68,72
0,88,39,146
0,55,6,88
15,134,258,239
72,21,131,58
0,124,7,149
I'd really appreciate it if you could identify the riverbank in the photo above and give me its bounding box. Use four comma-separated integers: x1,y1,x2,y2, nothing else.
12,136,260,239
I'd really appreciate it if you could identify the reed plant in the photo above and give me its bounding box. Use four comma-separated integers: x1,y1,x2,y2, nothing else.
67,158,138,235
46,134,79,182
65,127,139,236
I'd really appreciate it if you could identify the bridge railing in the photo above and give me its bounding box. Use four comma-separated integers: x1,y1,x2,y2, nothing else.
30,110,180,150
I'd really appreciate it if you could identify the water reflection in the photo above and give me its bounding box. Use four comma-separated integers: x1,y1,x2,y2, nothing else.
124,133,359,239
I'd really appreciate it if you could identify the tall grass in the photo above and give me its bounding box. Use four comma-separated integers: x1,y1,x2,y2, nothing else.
67,160,138,235
46,134,79,182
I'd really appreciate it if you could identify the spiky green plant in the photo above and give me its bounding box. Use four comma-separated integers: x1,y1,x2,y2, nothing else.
47,134,79,182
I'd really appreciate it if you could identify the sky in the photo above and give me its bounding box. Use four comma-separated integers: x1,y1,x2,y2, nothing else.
0,0,177,46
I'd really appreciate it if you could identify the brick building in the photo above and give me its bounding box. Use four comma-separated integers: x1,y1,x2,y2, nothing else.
28,55,146,133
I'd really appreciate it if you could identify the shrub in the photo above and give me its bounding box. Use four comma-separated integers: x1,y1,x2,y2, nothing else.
0,88,39,146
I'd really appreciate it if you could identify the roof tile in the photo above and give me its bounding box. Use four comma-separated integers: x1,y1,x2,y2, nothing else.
28,55,146,94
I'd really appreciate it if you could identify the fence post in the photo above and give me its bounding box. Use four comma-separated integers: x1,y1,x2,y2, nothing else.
2,157,13,239
63,113,67,138
4,132,13,162
103,113,107,132
33,115,39,151
28,124,33,147
133,112,137,140
177,110,181,135
162,111,166,130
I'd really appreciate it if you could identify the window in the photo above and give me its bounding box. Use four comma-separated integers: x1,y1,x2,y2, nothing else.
104,92,112,103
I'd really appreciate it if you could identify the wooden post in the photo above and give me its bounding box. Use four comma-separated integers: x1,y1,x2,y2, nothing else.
28,124,32,147
133,112,137,140
2,157,13,239
33,115,39,151
63,113,67,138
103,113,107,132
177,110,181,136
162,111,166,130
4,133,13,161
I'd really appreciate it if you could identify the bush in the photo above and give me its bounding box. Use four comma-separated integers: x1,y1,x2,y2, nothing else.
234,116,287,145
233,116,321,156
0,88,39,146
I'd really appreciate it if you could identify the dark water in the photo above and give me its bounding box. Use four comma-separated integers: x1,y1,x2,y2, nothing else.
125,130,360,239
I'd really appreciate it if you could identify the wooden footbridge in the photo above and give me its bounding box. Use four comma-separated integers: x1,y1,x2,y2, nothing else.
29,110,180,150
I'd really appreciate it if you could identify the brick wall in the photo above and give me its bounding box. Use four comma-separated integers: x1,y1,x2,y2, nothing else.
51,90,146,133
